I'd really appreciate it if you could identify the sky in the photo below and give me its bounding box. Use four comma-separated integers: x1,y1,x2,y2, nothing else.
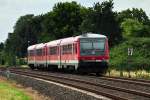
0,0,150,43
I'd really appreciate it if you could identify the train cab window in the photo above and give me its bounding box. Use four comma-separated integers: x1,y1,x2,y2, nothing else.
80,38,105,56
93,42,105,50
49,47,57,55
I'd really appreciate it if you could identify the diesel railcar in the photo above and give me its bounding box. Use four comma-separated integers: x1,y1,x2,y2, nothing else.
27,33,109,74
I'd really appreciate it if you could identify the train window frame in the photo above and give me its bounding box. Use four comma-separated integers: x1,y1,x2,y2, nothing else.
49,46,57,55
62,44,73,54
36,49,42,56
80,38,106,56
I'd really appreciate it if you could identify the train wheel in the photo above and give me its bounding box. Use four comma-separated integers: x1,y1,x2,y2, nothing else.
29,64,35,70
30,66,35,70
96,73,100,76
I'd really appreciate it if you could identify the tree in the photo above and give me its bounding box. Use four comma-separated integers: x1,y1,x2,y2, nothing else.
0,42,4,65
80,0,122,46
121,18,150,37
4,33,18,65
118,8,150,25
79,8,95,33
13,14,40,57
0,43,4,51
42,1,85,39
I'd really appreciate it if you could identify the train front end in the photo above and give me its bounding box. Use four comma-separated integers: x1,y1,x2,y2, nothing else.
77,33,109,74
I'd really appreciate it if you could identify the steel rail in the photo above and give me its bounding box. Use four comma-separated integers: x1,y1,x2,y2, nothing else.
98,76,150,87
103,76,150,83
2,67,150,84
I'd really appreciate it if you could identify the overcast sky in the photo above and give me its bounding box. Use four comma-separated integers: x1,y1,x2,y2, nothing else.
0,0,150,43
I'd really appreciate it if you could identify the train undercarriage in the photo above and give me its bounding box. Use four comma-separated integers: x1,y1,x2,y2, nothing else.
28,60,108,75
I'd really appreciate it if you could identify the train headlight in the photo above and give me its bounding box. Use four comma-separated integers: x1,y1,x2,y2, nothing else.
95,60,101,62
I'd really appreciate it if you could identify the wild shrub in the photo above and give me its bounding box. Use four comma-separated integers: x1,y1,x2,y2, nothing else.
110,38,150,71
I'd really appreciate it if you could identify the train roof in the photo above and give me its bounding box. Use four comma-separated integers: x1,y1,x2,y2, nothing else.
46,39,61,47
28,43,45,50
36,43,45,49
77,33,106,38
60,37,77,45
27,45,36,50
46,37,77,46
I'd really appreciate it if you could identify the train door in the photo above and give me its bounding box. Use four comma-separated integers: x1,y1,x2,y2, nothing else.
34,46,36,67
43,45,47,67
57,40,62,69
58,45,62,69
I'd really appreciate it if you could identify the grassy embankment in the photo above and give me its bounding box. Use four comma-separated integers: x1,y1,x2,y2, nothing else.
0,77,31,100
0,76,50,100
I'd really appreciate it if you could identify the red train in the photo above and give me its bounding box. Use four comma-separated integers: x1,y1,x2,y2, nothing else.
27,33,109,74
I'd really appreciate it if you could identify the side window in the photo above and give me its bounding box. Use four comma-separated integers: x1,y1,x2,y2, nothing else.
68,44,72,54
62,45,66,54
49,47,57,55
62,44,72,54
36,49,42,56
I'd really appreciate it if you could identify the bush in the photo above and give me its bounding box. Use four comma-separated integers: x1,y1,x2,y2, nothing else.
110,37,150,71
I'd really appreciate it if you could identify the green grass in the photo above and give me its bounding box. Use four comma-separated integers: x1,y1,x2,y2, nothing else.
0,81,31,100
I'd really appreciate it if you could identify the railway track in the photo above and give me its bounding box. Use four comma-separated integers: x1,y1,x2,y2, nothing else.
99,76,150,87
3,67,150,83
11,67,150,87
1,67,150,82
2,68,149,100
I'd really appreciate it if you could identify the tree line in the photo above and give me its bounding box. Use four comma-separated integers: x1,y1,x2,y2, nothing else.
0,0,150,65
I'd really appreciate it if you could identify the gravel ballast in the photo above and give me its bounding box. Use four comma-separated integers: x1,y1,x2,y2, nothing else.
0,70,109,100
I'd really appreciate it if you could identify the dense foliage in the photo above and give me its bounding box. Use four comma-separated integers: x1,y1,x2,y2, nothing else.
0,43,4,65
121,18,150,37
110,38,150,71
0,0,150,68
